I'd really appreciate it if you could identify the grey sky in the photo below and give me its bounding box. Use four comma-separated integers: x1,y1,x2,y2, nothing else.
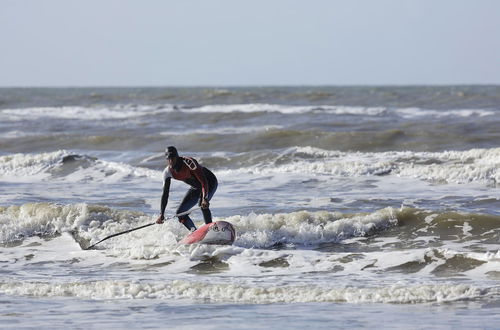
1,0,499,86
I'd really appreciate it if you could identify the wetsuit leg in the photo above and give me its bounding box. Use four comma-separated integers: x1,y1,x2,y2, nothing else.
201,172,218,224
176,188,199,231
201,208,212,224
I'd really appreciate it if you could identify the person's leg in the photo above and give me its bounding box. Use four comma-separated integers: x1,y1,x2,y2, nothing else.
201,177,218,224
177,188,199,231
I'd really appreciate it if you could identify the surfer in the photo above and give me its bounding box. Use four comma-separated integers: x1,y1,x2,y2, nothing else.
156,146,218,231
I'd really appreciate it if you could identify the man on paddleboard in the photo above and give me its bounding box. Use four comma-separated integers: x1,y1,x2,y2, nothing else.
156,146,218,231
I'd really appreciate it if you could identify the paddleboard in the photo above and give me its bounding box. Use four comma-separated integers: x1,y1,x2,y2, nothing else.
179,221,236,245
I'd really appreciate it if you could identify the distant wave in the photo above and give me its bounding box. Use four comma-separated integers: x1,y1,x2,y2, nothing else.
395,107,495,118
1,147,498,185
0,105,173,121
189,104,389,115
1,104,496,121
177,104,496,118
217,146,500,185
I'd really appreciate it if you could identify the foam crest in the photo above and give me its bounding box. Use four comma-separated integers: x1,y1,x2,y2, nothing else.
0,203,88,243
395,148,500,184
0,201,398,253
0,202,149,245
223,147,500,184
395,108,495,118
0,280,491,304
161,125,284,135
87,208,398,258
0,151,161,183
1,105,171,121
1,104,496,125
190,104,387,115
94,159,160,182
185,104,496,118
226,208,398,248
0,150,68,180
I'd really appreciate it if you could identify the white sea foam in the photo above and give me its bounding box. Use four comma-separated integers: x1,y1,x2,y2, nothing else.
186,104,496,118
395,148,500,184
190,104,388,115
159,125,284,136
0,130,42,139
0,150,160,183
220,147,500,185
1,105,171,121
94,159,160,181
2,147,498,185
395,107,495,118
1,104,495,122
0,280,490,304
0,203,88,243
0,202,155,246
0,150,67,181
0,201,397,250
2,203,498,309
225,208,398,248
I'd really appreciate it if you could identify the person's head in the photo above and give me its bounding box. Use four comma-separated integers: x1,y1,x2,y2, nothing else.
165,146,179,166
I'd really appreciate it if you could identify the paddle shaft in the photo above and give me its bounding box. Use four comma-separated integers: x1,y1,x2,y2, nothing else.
85,207,200,250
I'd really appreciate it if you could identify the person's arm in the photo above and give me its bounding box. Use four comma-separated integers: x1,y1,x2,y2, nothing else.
193,168,209,200
157,177,171,224
184,157,210,208
160,177,171,216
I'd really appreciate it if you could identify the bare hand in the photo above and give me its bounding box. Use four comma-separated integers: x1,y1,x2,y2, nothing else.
156,214,165,224
200,198,210,209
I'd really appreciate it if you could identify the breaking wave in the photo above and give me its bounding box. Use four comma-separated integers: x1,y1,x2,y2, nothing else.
1,105,173,121
1,104,495,121
1,147,498,185
2,202,498,251
218,146,500,185
0,202,398,249
0,150,159,183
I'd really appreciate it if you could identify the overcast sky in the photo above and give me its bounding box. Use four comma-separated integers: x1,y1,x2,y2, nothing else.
1,0,499,87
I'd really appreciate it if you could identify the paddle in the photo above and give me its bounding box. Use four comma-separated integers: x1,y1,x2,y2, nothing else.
85,207,200,250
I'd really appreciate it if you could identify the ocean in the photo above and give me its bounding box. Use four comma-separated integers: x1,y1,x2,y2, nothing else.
0,86,499,329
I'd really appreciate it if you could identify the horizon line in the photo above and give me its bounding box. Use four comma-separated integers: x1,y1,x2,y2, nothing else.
1,83,499,89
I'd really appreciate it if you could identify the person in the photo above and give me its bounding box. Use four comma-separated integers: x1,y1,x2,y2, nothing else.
156,146,218,231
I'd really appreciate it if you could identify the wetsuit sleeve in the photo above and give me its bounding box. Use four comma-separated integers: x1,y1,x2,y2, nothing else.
160,169,172,216
194,166,209,199
184,158,209,199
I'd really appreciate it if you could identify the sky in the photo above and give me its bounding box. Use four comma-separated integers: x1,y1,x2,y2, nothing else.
1,0,499,87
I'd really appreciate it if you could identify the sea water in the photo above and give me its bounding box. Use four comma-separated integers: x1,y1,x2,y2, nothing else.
0,86,499,329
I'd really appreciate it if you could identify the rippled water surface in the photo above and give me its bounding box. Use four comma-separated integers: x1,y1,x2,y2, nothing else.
1,86,499,329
